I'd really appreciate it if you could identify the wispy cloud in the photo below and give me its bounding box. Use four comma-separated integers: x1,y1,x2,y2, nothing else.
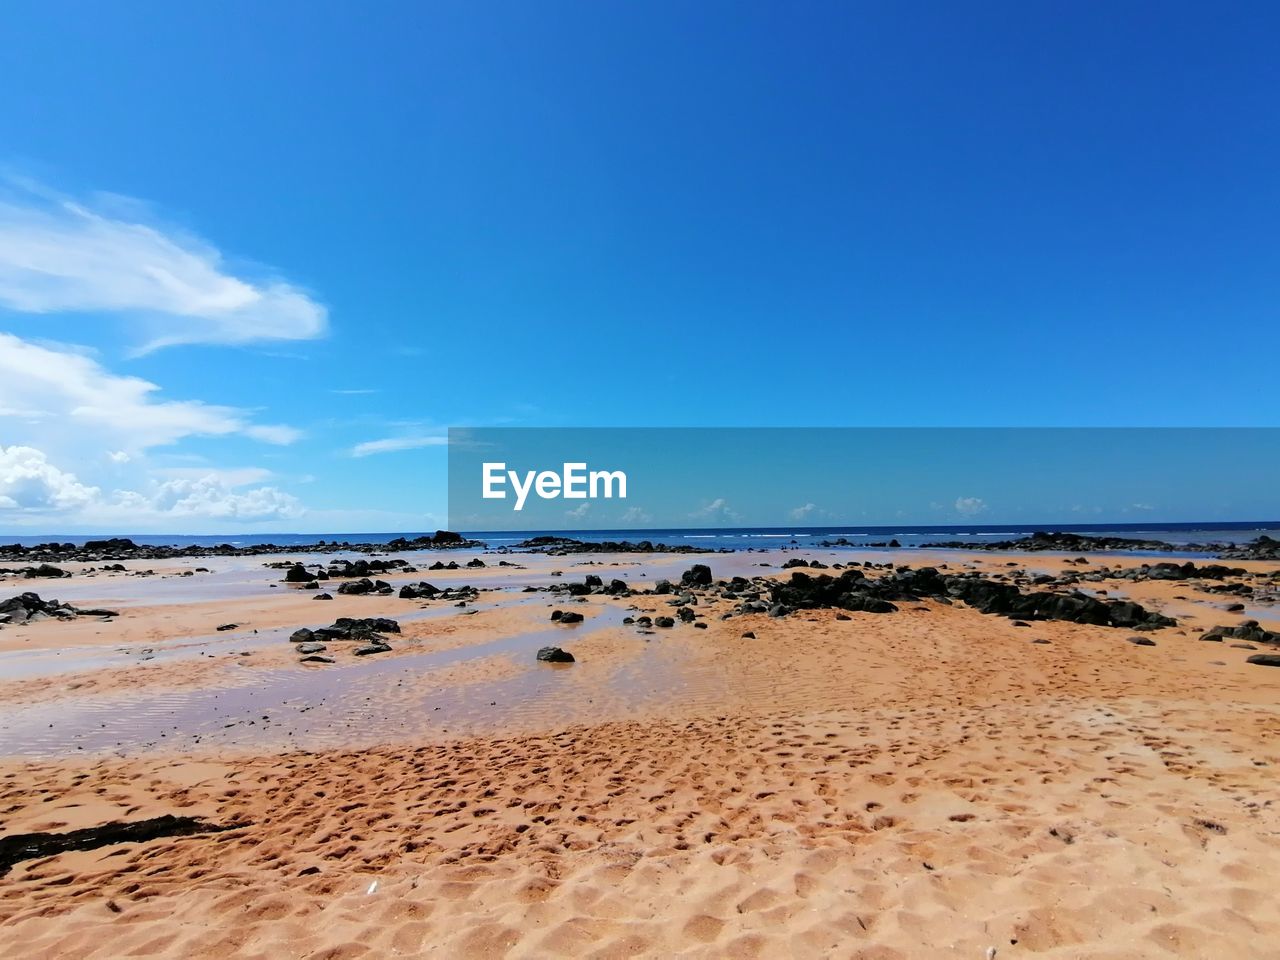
154,466,275,487
690,497,741,522
0,178,327,352
0,333,301,452
350,435,450,457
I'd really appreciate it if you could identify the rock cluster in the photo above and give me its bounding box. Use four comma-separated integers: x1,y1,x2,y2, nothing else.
919,531,1280,561
507,537,722,556
289,615,399,659
0,531,481,565
1202,620,1278,645
401,582,479,602
768,567,1177,630
546,575,630,598
0,593,118,626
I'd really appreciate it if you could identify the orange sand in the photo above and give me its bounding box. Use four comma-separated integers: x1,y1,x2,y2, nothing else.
1,550,1279,958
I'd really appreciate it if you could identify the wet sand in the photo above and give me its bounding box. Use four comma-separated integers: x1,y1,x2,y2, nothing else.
1,547,1279,958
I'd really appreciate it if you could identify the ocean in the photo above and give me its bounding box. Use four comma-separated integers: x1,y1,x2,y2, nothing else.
2,521,1277,552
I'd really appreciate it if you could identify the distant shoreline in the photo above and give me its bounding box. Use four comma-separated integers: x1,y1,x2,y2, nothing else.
2,524,1278,564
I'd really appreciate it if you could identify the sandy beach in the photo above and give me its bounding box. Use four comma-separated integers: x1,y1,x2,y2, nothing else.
2,545,1279,958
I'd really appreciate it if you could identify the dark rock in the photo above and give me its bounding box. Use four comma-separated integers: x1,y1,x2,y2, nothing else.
336,578,374,595
536,646,575,663
353,642,392,656
284,564,314,583
24,564,69,579
557,611,585,624
1246,654,1280,666
681,564,713,587
398,582,439,599
1126,636,1157,646
0,815,243,878
0,592,111,625
82,538,139,553
300,655,335,664
216,623,237,631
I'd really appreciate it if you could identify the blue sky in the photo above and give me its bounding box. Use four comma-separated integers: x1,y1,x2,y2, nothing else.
448,428,1280,530
0,1,1277,533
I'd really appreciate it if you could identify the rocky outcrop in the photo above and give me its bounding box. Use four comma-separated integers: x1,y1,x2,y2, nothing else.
507,537,722,556
921,531,1183,553
0,593,118,625
768,567,1176,630
290,617,400,644
335,578,394,596
0,530,482,565
1202,620,1278,645
1219,535,1280,561
681,564,713,587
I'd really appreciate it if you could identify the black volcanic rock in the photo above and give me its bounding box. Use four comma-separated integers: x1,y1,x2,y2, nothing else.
510,537,722,556
766,567,1176,630
82,538,139,553
0,530,483,566
536,646,575,663
681,564,713,587
0,593,118,625
24,564,69,579
284,564,315,583
292,616,400,643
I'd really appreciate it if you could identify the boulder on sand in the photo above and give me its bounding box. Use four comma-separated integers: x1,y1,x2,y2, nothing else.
536,646,575,663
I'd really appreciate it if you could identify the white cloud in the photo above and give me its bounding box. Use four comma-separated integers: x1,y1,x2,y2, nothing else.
0,180,327,352
954,496,988,517
565,501,591,519
0,445,99,511
690,497,740,522
350,435,449,457
789,502,817,520
109,476,303,522
0,333,300,452
0,447,302,525
619,506,652,525
155,466,274,487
